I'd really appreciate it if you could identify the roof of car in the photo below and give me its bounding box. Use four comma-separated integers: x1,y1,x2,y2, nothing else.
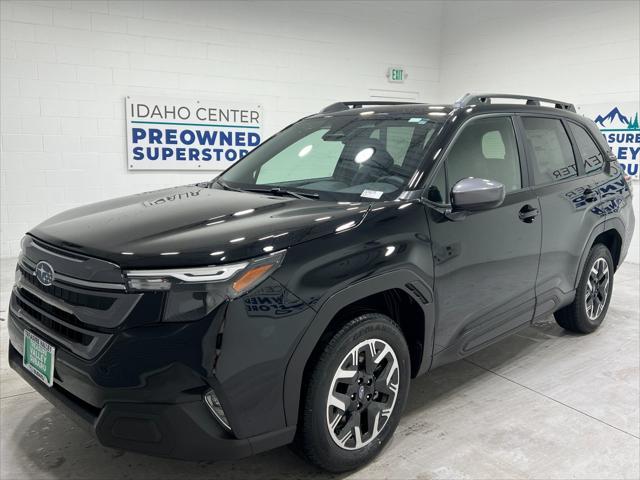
317,94,577,118
319,103,455,116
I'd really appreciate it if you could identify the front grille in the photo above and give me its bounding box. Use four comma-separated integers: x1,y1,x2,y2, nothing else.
14,238,135,359
20,266,115,310
17,287,113,333
15,295,93,345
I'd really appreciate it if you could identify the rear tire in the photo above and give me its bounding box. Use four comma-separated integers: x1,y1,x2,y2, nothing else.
295,313,410,472
555,243,614,333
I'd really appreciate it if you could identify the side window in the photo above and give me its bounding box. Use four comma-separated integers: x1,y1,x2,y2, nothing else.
521,117,577,184
426,166,447,204
445,116,522,193
256,129,343,184
568,122,605,174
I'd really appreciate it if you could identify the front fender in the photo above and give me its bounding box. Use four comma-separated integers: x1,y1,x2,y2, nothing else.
281,268,434,426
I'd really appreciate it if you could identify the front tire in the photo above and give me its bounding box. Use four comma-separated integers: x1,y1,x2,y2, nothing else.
555,243,614,333
296,313,410,472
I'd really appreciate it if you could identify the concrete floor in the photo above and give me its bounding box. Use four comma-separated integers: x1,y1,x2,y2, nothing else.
0,257,638,480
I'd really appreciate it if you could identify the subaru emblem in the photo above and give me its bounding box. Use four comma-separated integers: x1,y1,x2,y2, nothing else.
35,261,55,286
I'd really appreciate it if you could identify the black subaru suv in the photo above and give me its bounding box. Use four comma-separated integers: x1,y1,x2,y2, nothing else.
8,94,635,472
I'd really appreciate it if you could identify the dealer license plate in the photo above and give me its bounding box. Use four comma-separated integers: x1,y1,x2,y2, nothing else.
23,330,55,387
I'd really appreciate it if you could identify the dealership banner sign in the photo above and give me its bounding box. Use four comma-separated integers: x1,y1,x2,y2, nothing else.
578,102,639,179
126,96,262,170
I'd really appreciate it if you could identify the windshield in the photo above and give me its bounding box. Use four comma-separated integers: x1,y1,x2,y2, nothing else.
218,113,443,201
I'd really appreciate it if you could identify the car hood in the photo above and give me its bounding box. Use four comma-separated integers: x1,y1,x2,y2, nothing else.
29,185,371,268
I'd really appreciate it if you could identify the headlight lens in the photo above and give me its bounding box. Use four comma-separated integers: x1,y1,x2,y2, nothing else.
124,250,286,322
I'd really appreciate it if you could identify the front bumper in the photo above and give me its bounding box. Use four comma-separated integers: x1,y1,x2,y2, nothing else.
8,238,314,460
8,339,294,461
7,277,305,461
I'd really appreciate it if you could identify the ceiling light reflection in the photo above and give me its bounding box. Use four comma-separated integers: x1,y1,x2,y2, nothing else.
298,145,313,157
234,209,254,216
335,220,356,232
354,147,375,164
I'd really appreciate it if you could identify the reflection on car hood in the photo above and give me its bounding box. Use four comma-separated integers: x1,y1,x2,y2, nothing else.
30,185,371,268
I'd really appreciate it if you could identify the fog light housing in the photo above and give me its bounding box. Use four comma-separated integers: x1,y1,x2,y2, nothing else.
204,389,231,432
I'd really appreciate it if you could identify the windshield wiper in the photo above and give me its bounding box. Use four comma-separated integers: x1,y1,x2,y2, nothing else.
214,179,239,191
215,179,319,199
241,186,320,200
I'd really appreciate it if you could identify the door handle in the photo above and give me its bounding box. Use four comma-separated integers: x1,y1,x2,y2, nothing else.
518,204,539,223
583,188,599,203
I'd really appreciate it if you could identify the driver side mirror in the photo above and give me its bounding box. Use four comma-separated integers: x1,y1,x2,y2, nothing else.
451,177,505,211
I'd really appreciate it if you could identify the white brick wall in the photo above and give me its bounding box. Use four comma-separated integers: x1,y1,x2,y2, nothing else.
1,0,444,256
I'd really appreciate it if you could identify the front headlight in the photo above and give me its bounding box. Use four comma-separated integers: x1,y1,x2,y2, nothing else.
124,250,286,322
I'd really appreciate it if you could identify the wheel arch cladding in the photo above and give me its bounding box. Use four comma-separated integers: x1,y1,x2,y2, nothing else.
593,228,622,269
282,269,434,427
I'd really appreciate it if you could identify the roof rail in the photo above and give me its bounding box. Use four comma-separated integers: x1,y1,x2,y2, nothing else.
456,93,576,112
320,101,419,114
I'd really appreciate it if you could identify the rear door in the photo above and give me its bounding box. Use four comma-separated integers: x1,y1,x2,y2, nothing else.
426,115,542,355
517,115,608,320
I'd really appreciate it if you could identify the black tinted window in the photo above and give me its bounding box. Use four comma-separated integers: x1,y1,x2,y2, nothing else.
426,166,447,204
522,117,577,184
445,116,521,193
568,122,605,174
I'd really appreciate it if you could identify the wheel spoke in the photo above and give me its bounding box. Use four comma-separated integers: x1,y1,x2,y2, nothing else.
336,410,360,445
329,411,343,430
328,391,350,412
363,340,377,375
365,402,383,437
353,426,364,449
374,344,392,364
337,429,353,448
335,365,358,381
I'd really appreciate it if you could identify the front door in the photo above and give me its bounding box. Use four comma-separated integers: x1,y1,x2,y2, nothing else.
425,115,542,356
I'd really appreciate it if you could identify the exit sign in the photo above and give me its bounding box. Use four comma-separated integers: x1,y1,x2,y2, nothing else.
387,67,406,83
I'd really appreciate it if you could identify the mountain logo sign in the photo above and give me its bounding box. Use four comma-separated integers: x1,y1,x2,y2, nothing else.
584,103,640,179
595,107,639,130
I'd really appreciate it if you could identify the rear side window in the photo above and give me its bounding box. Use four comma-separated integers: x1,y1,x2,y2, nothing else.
568,122,605,174
521,117,577,184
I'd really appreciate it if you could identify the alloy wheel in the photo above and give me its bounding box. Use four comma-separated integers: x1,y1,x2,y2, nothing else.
585,257,610,321
326,338,400,450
